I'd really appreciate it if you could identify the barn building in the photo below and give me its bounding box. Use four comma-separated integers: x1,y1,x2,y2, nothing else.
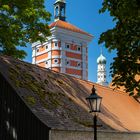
0,55,140,140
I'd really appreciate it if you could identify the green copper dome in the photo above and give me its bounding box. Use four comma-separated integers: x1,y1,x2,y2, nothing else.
97,54,106,64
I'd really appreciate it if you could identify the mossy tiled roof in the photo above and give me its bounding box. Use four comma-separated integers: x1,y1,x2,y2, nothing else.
0,55,140,132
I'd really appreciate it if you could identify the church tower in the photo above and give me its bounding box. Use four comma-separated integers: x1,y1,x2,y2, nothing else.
32,0,93,80
97,50,108,86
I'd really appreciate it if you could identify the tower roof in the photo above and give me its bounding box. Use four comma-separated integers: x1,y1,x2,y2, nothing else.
55,0,66,3
97,54,106,64
49,20,93,37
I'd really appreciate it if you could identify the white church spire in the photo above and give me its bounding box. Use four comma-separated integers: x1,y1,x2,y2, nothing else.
97,47,108,86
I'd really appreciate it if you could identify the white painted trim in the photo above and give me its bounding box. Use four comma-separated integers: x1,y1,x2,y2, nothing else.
36,58,48,64
46,64,82,71
64,49,81,54
64,65,82,70
51,27,93,43
32,41,41,47
63,57,82,62
32,38,52,48
33,46,82,56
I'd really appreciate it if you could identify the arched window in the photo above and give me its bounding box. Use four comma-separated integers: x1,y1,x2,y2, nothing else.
60,7,65,17
55,6,59,17
45,45,48,49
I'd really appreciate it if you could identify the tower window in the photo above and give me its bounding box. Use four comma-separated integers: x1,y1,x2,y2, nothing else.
78,47,81,51
55,6,59,17
45,45,48,49
77,62,81,67
65,60,70,65
55,42,58,47
60,7,65,17
66,44,70,49
37,49,39,52
54,59,58,64
86,64,88,68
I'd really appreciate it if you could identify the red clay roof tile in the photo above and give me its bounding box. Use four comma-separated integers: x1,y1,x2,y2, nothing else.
49,20,93,37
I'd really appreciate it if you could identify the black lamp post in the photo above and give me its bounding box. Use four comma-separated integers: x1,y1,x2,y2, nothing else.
86,85,102,140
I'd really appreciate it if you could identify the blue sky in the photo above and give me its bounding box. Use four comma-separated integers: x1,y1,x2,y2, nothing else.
24,0,116,83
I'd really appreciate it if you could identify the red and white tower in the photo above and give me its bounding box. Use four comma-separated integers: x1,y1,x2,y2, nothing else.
32,0,93,80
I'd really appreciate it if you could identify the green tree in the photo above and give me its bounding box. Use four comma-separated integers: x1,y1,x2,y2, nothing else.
0,0,51,59
99,0,140,96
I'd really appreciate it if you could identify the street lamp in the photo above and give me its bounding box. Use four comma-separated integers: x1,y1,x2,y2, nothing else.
86,85,102,140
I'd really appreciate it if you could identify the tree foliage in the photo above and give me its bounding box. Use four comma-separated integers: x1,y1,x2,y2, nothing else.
99,0,140,96
0,0,51,59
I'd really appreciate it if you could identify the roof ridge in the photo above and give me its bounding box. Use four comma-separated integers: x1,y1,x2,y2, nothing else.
50,20,93,37
71,76,129,96
1,55,140,132
0,55,128,96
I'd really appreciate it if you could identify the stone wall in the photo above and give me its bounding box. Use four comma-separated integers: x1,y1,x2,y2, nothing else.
50,129,140,140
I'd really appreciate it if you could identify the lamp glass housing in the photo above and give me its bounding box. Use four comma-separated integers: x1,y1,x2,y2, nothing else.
86,92,102,113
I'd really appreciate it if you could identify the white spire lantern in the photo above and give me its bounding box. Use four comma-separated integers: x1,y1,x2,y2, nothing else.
97,47,108,86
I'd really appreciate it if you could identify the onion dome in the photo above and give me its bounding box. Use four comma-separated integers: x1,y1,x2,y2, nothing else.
97,54,106,64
